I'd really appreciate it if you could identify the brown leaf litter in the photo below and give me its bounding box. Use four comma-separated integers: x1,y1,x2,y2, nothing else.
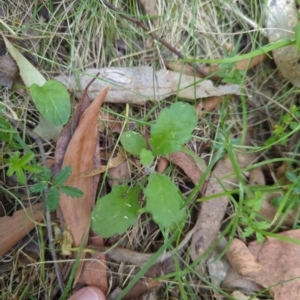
227,230,300,300
54,82,109,291
0,202,44,257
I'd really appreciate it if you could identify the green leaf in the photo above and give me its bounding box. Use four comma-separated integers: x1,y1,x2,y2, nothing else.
140,149,154,167
256,232,265,244
40,167,52,181
120,131,147,155
295,22,300,51
91,185,141,238
6,152,20,176
18,152,34,165
16,168,26,185
60,186,83,198
144,172,186,229
53,166,72,186
149,102,197,156
48,187,60,211
30,181,48,193
29,80,70,126
34,115,62,142
290,121,298,130
285,171,297,183
242,226,254,238
0,33,46,87
23,165,43,174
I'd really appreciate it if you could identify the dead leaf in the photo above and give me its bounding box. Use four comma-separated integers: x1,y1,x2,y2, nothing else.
226,239,262,277
156,157,169,174
0,53,18,88
82,151,125,178
167,152,207,185
196,96,223,117
54,76,98,175
107,160,131,187
248,167,265,186
78,231,107,290
265,0,300,87
190,149,257,273
57,86,109,288
55,67,240,104
0,202,44,256
227,230,300,300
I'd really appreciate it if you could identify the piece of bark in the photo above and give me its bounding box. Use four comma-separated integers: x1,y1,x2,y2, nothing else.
55,67,240,104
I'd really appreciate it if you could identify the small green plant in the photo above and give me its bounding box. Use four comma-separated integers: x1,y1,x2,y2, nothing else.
31,166,83,211
91,102,197,238
6,151,42,185
239,191,270,243
4,147,82,211
271,171,300,212
265,105,300,146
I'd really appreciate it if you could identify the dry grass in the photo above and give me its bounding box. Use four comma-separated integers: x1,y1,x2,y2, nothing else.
0,0,299,299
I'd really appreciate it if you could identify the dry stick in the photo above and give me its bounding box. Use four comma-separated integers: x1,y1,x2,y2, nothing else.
6,117,65,293
100,0,211,80
87,225,195,266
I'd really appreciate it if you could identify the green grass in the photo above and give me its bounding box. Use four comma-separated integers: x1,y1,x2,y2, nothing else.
1,0,300,299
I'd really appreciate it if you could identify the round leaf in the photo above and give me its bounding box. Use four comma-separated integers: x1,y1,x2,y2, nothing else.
91,185,141,238
144,172,186,229
149,102,197,156
120,131,147,155
30,80,70,126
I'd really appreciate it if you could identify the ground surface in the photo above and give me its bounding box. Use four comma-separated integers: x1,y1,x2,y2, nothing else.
0,1,300,299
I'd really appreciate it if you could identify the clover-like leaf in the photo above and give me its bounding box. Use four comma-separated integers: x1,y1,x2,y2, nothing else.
149,102,197,156
91,185,141,238
144,172,186,229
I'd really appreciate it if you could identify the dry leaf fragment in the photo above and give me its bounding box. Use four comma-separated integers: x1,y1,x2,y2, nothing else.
196,96,223,117
0,53,18,88
0,202,44,256
55,67,240,104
